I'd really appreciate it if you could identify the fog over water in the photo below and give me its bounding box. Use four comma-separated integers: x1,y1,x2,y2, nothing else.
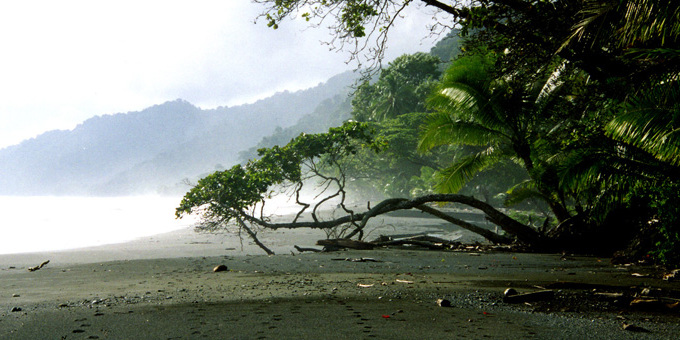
0,196,196,255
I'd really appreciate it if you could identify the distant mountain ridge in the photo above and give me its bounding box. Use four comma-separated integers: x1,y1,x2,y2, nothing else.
0,71,357,196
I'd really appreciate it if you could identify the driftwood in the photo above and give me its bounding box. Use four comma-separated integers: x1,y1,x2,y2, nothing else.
503,289,555,303
28,260,50,272
314,235,461,251
372,235,460,250
317,239,376,250
331,257,381,262
294,245,323,253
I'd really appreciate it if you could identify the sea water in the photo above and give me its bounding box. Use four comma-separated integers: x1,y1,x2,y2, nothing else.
0,196,195,255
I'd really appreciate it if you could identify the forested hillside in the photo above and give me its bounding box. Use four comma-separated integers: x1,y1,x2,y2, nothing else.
0,71,356,195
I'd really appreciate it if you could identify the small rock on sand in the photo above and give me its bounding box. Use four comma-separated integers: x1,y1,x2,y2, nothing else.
213,264,228,272
436,299,451,307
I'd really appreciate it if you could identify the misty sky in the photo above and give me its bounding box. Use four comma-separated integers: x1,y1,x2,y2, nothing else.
0,1,440,149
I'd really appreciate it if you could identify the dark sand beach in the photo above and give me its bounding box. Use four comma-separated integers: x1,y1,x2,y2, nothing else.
2,218,680,339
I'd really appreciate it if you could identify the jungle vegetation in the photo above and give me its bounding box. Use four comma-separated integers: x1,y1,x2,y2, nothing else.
177,1,680,266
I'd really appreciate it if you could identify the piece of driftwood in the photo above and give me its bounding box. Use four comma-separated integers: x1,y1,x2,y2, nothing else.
294,245,323,253
544,281,623,291
503,289,555,303
331,257,381,262
630,298,680,311
372,235,460,250
622,323,650,333
317,239,375,250
28,260,50,272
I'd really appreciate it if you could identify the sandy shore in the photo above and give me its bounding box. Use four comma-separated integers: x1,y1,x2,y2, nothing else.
2,219,680,339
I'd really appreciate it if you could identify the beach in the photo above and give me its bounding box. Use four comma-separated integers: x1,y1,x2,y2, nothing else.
2,223,680,339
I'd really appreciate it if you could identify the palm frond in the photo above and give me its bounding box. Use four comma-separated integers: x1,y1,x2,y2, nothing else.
418,112,506,152
504,180,548,207
434,146,502,193
560,0,617,51
621,0,680,47
534,61,568,113
606,106,680,166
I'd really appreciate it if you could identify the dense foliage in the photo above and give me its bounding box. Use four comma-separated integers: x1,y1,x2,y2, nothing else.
179,0,679,264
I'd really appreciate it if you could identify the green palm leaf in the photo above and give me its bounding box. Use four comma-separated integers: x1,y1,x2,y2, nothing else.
504,180,548,207
606,91,680,166
434,146,503,193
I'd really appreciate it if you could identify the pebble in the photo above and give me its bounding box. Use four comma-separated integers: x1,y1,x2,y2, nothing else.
436,298,452,307
213,264,228,272
12,294,20,297
10,307,22,312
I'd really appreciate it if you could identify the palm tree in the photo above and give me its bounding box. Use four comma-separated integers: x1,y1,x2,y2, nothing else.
559,0,680,204
419,53,573,223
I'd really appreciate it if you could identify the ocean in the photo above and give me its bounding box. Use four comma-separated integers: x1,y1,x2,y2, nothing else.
0,196,195,255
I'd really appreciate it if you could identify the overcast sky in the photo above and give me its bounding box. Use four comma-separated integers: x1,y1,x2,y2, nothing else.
0,1,439,149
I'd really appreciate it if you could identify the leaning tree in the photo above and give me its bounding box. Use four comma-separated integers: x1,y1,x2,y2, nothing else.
176,121,544,254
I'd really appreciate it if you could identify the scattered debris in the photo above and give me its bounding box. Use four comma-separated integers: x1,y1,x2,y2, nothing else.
12,294,20,298
10,307,22,312
357,283,374,288
436,298,451,307
213,265,228,272
28,260,50,272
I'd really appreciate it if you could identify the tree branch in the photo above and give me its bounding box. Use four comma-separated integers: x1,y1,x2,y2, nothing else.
415,204,513,244
420,0,466,17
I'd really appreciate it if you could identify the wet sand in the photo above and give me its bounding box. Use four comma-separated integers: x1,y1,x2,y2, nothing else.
1,216,679,339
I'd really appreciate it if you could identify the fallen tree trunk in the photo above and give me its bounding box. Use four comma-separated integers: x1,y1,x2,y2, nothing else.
245,194,543,246
195,194,550,255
